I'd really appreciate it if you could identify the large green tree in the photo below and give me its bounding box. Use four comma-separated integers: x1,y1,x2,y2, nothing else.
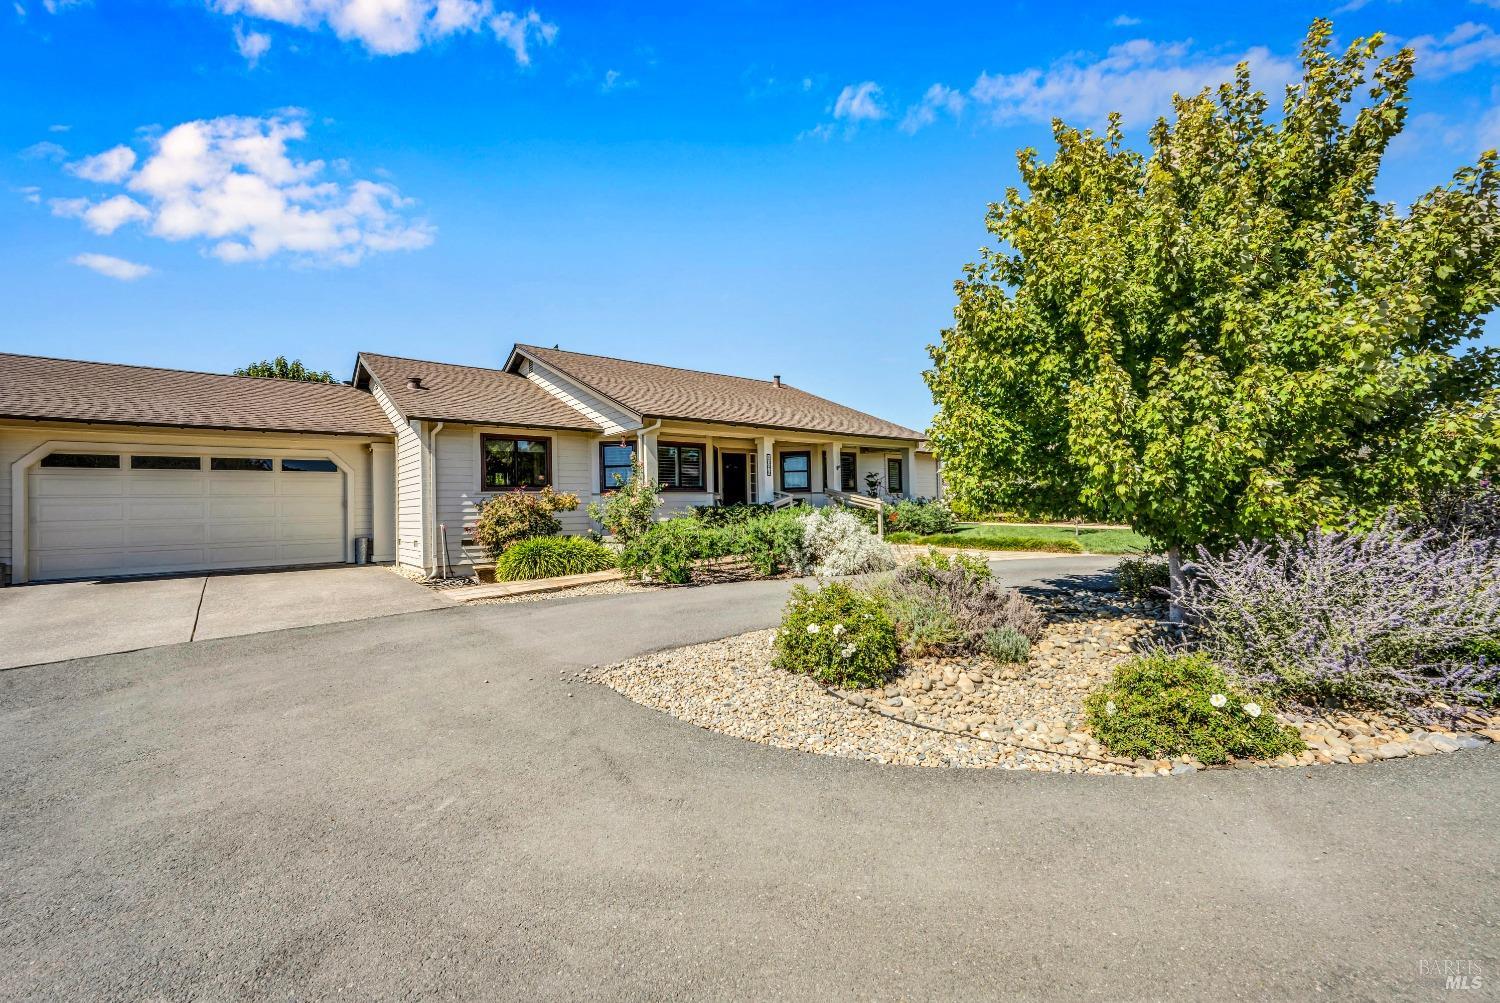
926,19,1500,606
234,356,336,383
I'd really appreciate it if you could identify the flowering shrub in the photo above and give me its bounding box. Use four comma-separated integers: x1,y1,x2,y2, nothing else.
887,499,956,536
1084,652,1305,764
798,508,895,577
1175,520,1500,718
472,486,580,558
587,453,660,544
774,582,900,688
1114,556,1169,601
877,551,1045,657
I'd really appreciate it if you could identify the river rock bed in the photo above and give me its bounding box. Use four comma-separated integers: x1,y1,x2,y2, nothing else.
591,591,1499,776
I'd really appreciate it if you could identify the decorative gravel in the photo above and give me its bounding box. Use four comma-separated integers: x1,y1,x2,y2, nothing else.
592,591,1500,776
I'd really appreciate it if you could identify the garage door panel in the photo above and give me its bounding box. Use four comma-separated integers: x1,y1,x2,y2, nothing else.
31,473,124,497
29,451,349,581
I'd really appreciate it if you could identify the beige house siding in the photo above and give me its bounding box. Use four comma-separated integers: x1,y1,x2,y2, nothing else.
518,358,637,435
371,382,425,570
0,421,379,580
434,424,597,570
914,454,940,499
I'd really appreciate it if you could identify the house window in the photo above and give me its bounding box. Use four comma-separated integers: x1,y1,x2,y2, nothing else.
600,442,636,490
657,442,705,490
40,453,120,468
840,453,857,492
282,458,338,473
481,435,550,490
212,457,273,471
131,455,200,470
886,457,904,493
780,451,811,492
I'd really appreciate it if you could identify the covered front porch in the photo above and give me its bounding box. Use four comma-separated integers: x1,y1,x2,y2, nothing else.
588,423,923,518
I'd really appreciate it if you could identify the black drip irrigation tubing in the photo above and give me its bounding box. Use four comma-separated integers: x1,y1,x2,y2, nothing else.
818,683,1141,769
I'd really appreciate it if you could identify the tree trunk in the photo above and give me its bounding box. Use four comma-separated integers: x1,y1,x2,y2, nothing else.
1166,544,1186,624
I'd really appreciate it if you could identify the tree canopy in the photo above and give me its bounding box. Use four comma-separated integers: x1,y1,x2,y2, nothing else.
234,356,336,383
925,19,1500,559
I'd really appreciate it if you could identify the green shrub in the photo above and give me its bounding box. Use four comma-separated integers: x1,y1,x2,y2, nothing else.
1115,556,1169,600
472,486,580,558
982,626,1031,665
885,532,1083,554
587,453,661,544
494,536,617,581
774,582,900,689
1084,652,1305,765
887,499,956,535
736,508,807,577
692,502,773,526
617,517,733,584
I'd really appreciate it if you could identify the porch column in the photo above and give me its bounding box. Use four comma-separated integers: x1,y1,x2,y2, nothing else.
904,444,918,499
369,442,395,562
756,435,775,502
638,427,660,484
827,442,843,494
704,436,716,498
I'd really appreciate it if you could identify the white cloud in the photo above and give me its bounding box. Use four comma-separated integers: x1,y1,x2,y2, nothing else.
41,0,85,11
21,140,68,161
900,83,966,133
17,185,41,204
833,81,885,121
48,123,70,132
235,22,272,65
211,0,556,59
51,111,434,266
66,144,136,183
1410,22,1500,79
72,253,153,280
600,68,634,93
969,37,1295,126
51,193,151,234
1112,14,1141,26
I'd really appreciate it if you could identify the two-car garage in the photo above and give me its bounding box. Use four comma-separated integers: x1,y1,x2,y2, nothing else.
25,448,349,581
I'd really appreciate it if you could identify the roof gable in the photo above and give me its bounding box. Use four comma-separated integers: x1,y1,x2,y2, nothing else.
511,344,923,441
357,352,603,431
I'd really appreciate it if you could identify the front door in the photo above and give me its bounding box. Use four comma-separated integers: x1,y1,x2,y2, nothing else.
720,452,748,506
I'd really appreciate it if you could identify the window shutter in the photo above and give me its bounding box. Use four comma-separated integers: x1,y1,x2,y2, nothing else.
658,445,679,487
680,448,702,488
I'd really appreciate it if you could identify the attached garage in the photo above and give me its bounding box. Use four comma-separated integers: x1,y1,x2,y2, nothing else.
26,449,349,581
0,353,397,585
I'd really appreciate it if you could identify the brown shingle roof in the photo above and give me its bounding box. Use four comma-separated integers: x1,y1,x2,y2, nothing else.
514,345,924,441
0,352,395,437
358,352,603,431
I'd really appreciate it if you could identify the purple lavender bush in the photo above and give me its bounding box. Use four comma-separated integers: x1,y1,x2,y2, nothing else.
1173,520,1500,719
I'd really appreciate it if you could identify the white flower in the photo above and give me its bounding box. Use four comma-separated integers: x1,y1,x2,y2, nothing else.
1105,700,1117,716
832,623,846,636
1209,693,1227,708
1243,702,1262,719
840,643,857,659
807,624,821,635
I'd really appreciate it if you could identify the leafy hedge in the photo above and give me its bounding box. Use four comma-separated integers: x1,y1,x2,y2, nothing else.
1084,652,1305,765
1114,556,1169,600
494,536,616,581
471,487,579,558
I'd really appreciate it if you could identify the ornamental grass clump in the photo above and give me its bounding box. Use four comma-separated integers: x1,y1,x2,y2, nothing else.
1084,652,1305,765
1175,520,1500,719
878,551,1045,657
774,582,900,689
494,536,616,581
798,508,895,577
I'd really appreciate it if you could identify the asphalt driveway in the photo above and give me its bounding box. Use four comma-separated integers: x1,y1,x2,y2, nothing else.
0,565,450,669
1,562,1495,1001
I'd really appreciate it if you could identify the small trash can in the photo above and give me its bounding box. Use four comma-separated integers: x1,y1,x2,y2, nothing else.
354,535,373,564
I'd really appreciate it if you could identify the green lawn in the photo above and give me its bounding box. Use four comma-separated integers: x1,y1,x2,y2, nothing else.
887,522,1154,555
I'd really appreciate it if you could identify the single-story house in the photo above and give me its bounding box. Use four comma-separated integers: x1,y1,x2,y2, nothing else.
0,344,935,584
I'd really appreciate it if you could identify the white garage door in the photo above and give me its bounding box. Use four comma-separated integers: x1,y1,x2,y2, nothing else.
28,450,346,581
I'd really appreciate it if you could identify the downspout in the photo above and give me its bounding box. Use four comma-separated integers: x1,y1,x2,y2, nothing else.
426,421,444,576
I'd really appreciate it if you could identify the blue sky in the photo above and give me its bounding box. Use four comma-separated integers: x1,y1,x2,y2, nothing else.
4,1,1499,431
